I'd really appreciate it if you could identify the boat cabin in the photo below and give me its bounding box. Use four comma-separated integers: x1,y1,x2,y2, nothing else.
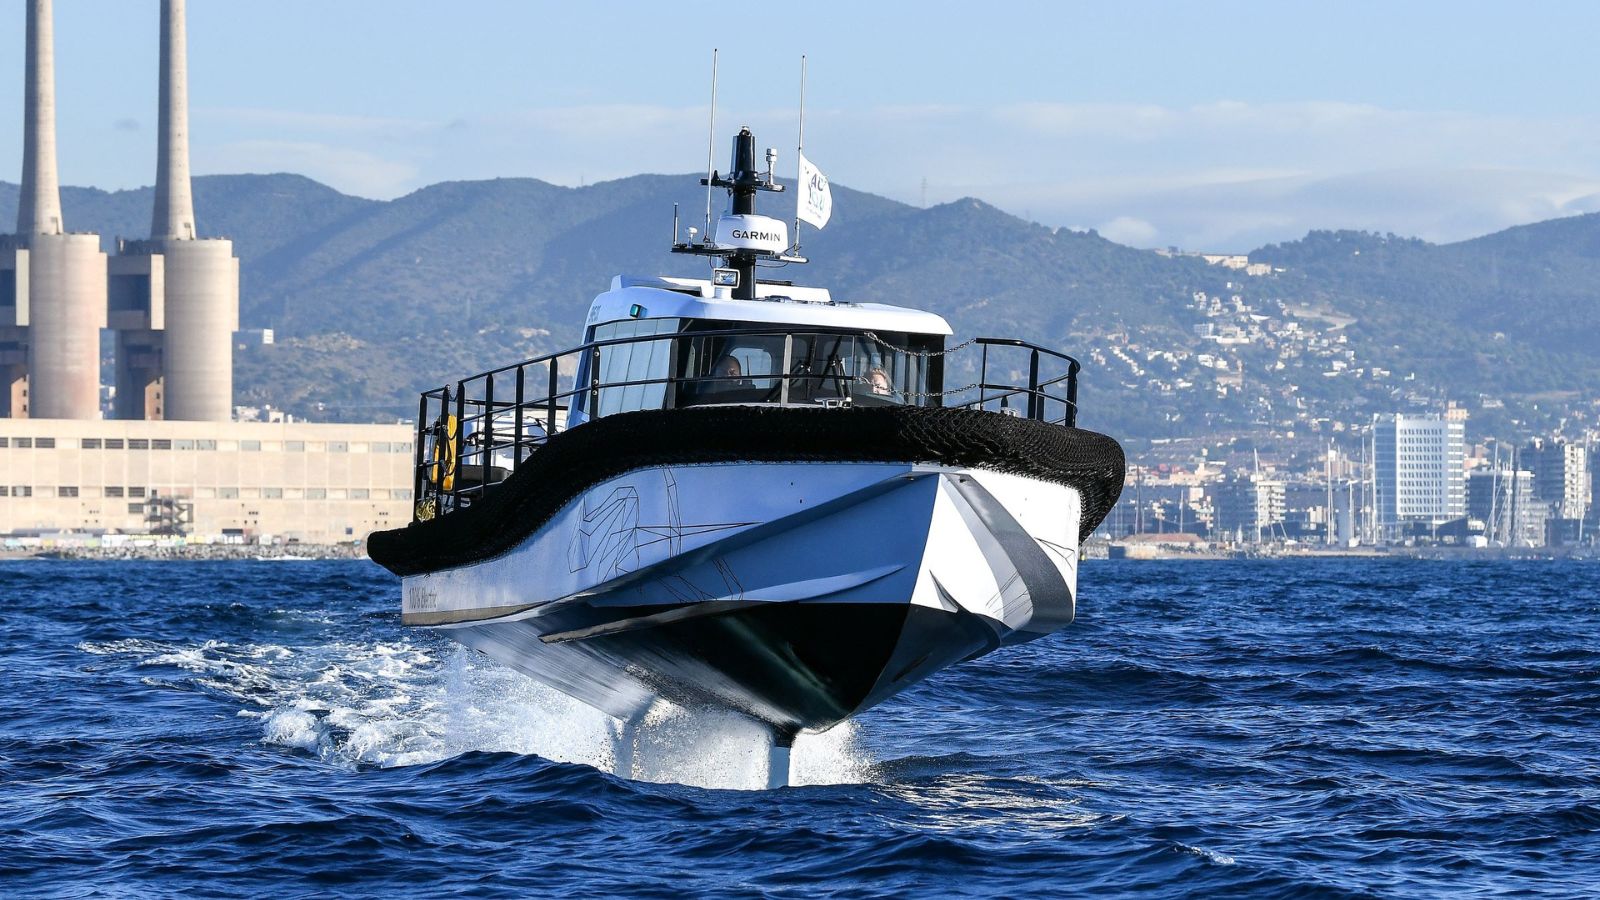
567,275,953,426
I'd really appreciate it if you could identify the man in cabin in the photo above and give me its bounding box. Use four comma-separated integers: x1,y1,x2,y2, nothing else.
689,354,747,404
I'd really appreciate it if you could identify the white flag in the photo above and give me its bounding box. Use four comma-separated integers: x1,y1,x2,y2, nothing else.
796,152,832,229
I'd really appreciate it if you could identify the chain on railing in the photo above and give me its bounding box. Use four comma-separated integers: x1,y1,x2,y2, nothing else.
862,331,979,358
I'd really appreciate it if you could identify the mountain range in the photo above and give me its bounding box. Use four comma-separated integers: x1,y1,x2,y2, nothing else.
2,174,1597,444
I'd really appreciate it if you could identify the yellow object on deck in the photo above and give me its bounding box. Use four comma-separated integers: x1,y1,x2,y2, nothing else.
429,414,459,493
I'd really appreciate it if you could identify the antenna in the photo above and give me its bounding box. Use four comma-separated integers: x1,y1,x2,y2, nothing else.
793,54,806,254
704,49,719,240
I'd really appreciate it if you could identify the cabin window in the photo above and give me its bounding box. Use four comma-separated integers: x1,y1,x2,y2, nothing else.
677,326,940,408
581,318,683,418
571,318,943,420
676,333,785,406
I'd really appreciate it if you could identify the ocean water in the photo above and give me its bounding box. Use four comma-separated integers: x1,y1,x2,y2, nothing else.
2,558,1598,898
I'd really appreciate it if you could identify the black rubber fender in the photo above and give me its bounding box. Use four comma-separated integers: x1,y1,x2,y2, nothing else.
368,405,1125,577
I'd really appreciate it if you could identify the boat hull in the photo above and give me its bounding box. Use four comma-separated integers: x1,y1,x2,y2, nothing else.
399,461,1084,733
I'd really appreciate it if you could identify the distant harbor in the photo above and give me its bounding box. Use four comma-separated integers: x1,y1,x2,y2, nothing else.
1093,534,1599,561
1112,411,1596,554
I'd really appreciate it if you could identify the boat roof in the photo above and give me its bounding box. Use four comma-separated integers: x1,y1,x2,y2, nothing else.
586,275,953,336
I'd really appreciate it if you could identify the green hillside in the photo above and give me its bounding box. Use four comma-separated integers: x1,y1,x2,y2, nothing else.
3,175,1597,443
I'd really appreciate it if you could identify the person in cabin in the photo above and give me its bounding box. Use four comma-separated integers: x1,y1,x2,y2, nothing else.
863,366,893,396
689,354,747,403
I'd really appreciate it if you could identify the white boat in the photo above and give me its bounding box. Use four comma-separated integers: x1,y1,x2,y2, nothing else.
368,127,1124,785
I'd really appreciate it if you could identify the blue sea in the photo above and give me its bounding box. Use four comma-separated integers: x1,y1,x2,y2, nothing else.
3,559,1598,898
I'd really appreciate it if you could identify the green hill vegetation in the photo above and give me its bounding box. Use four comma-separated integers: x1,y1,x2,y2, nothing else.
3,174,1597,444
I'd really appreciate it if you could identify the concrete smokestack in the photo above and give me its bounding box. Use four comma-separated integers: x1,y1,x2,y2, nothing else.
109,0,237,421
18,0,63,236
6,0,107,419
150,0,196,242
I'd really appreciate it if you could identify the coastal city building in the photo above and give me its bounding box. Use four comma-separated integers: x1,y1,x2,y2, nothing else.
1282,482,1336,543
1466,468,1546,548
1591,450,1600,534
1209,473,1285,543
1373,413,1465,541
1523,438,1589,543
1102,411,1599,551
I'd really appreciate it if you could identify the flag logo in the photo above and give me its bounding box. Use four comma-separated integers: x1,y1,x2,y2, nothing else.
797,153,832,229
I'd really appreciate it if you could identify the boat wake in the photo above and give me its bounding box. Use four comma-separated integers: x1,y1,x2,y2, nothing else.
79,635,872,790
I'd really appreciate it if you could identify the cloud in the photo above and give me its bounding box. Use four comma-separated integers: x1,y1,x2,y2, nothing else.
1098,216,1159,246
200,107,440,137
113,118,140,132
862,100,1600,249
182,98,1600,248
974,167,1600,251
198,140,420,199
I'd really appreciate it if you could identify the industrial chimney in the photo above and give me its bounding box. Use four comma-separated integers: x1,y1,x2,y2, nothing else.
17,0,63,238
109,0,239,422
150,0,195,242
1,0,108,420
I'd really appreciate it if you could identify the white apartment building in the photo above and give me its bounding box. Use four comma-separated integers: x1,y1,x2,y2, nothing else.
1373,413,1465,538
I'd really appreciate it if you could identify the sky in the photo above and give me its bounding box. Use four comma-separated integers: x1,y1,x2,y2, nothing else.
6,0,1600,252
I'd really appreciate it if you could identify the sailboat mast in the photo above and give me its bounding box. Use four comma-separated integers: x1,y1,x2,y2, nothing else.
1326,440,1334,546
1489,443,1500,545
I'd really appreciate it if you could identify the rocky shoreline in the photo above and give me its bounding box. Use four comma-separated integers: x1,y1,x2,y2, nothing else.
1,543,370,562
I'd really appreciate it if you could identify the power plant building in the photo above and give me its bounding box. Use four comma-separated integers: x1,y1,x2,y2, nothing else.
0,419,413,544
1,0,412,545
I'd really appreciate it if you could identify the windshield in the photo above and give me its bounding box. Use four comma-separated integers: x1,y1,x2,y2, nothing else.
676,328,939,407
572,319,944,420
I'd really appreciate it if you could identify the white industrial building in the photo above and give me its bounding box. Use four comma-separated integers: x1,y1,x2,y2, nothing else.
0,419,413,544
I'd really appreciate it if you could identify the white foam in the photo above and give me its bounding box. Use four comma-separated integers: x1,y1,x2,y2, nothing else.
1177,843,1237,866
425,651,874,789
85,634,874,789
260,708,327,755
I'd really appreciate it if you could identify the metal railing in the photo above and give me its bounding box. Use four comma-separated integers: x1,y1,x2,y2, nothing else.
410,325,1080,520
